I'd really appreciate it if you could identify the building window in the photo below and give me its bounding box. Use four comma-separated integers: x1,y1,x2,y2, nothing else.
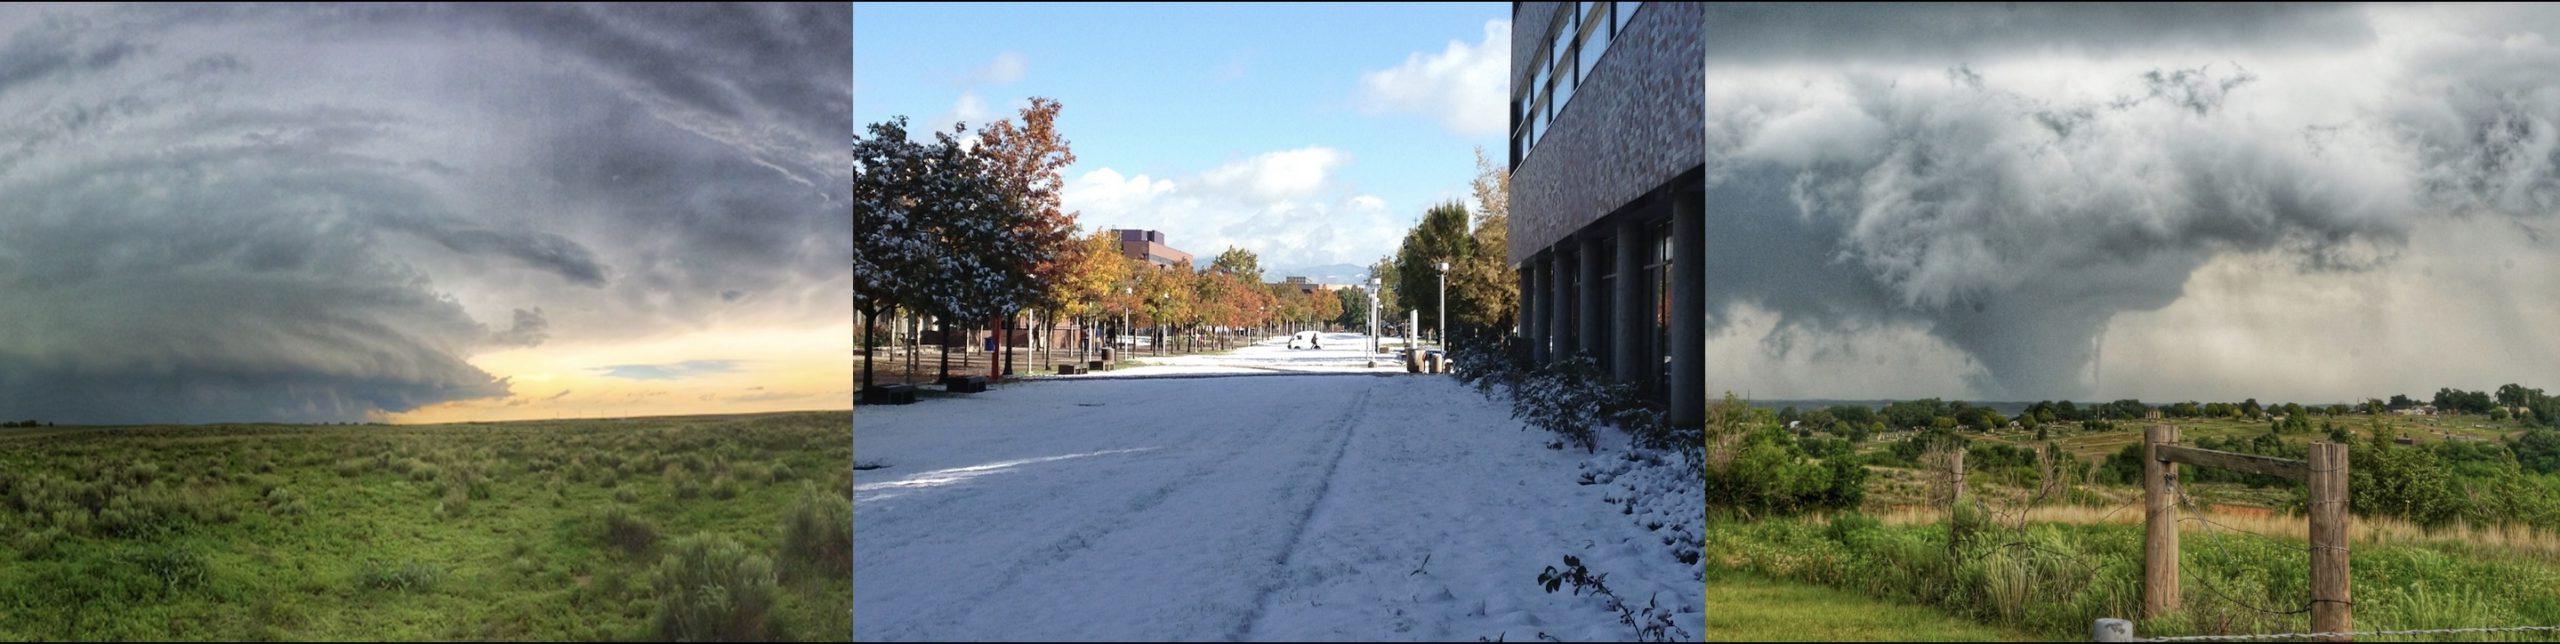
1513,2,1632,169
1578,4,1609,82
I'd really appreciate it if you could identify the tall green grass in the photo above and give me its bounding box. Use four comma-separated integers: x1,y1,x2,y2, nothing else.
0,412,851,640
1704,514,2560,640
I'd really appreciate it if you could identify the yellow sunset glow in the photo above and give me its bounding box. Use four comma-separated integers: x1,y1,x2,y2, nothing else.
389,322,853,424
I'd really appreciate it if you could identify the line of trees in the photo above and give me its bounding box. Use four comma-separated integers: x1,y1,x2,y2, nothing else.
853,100,1346,393
1372,148,1518,346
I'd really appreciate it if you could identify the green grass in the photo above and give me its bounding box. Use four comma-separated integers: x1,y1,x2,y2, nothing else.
1703,514,2560,641
1707,571,2028,641
0,411,851,641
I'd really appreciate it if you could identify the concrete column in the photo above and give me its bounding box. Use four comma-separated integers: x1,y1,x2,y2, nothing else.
1577,233,1603,360
1612,215,1644,384
1516,263,1535,343
1669,188,1706,427
1528,257,1550,364
1548,246,1574,359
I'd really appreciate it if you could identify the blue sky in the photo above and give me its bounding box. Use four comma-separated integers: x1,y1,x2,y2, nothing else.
855,2,1509,276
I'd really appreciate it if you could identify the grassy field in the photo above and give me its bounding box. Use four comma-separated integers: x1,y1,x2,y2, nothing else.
1703,514,2560,641
1706,571,2027,641
0,411,851,641
1706,408,2560,641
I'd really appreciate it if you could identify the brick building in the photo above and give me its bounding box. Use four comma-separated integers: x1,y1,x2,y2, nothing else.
1509,1,1703,426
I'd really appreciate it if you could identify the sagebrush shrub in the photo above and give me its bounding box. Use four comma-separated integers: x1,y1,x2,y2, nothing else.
600,505,660,556
777,484,851,581
650,533,782,641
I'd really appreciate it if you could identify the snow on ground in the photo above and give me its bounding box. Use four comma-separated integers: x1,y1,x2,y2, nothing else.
1045,332,1411,377
853,334,1703,641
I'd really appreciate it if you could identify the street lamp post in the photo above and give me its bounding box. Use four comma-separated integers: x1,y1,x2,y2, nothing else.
1435,260,1450,352
1366,276,1381,368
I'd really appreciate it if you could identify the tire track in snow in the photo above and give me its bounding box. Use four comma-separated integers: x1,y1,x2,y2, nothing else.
883,379,1366,638
1229,382,1376,640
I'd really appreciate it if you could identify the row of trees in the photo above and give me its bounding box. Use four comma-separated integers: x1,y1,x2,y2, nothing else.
1775,383,2560,440
853,100,1349,392
1368,149,1519,345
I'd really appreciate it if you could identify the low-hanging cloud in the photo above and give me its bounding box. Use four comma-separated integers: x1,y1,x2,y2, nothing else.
0,4,849,423
1707,4,2560,402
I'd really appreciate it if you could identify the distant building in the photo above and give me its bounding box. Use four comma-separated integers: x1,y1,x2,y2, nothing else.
1275,276,1329,295
1510,1,1703,427
1112,229,1192,269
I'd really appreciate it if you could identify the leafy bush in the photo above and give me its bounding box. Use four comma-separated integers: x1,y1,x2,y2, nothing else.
1507,356,1618,452
777,484,852,581
1703,394,1866,518
1534,554,1690,642
650,533,782,641
599,505,661,557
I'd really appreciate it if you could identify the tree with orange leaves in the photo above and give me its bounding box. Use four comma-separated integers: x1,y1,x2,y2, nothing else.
974,97,1079,376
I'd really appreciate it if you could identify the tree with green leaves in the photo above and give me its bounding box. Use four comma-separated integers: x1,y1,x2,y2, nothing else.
1393,201,1475,341
1367,255,1401,333
1207,247,1264,280
1446,148,1519,342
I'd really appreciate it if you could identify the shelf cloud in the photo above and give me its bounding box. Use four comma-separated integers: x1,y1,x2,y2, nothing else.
0,4,850,423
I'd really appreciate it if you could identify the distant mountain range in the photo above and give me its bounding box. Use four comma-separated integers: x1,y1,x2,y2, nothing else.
1261,263,1370,286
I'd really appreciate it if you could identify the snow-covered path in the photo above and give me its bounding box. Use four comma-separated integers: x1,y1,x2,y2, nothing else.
853,334,1702,641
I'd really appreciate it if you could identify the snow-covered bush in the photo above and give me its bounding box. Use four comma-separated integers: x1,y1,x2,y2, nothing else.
1488,352,1698,459
1535,554,1691,642
1508,356,1615,452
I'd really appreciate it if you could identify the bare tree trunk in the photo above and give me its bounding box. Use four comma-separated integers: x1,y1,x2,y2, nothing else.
858,306,877,391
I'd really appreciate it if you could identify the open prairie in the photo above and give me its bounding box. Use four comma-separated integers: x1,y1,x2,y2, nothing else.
0,412,851,641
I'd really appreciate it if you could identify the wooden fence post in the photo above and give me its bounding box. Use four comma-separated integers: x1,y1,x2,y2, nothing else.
1944,448,1966,508
1945,448,1968,559
2309,441,2352,641
2143,424,2181,618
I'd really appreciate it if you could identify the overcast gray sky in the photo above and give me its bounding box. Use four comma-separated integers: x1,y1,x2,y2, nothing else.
1704,3,2560,404
0,4,851,423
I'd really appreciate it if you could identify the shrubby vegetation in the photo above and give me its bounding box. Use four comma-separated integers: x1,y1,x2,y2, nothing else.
1703,395,1868,518
650,533,783,641
1706,512,2560,639
0,412,850,640
1451,339,1694,460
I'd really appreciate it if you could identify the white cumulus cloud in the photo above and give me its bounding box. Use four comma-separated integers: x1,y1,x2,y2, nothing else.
1062,146,1407,270
1359,19,1510,138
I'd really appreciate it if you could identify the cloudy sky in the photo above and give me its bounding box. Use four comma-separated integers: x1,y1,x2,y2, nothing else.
852,2,1506,278
1705,3,2560,404
0,4,851,424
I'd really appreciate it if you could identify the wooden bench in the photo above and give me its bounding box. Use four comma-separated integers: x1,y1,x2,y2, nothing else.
858,384,918,405
1087,359,1109,371
1054,364,1087,375
940,375,989,393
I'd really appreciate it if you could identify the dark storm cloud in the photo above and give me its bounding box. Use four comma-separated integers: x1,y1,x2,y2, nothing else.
1708,4,2560,400
0,3,849,423
1701,3,2375,63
